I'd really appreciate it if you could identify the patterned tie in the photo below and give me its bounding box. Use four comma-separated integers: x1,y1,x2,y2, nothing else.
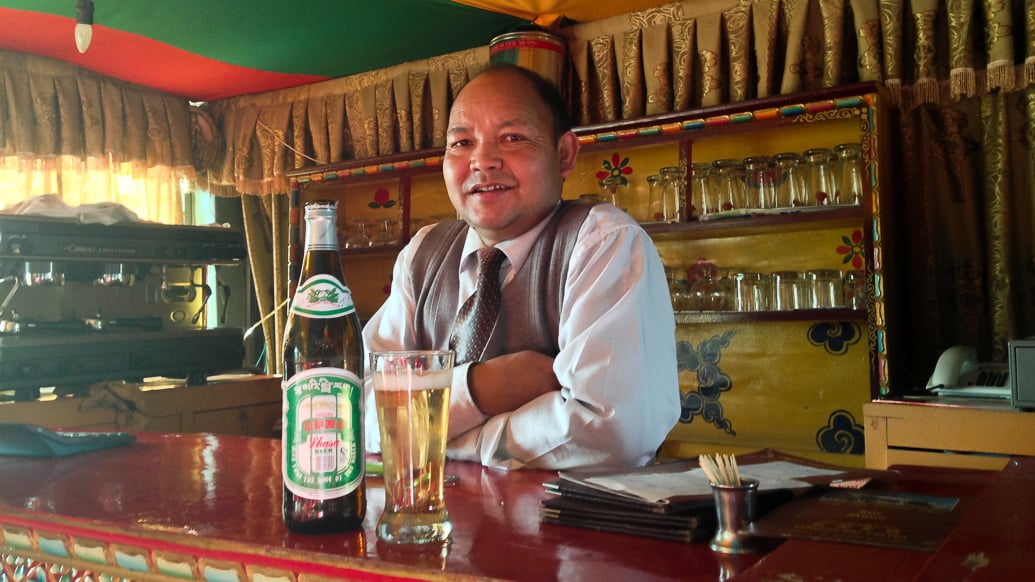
449,246,506,364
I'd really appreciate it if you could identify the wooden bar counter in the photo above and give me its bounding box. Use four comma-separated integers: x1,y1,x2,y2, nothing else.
1,432,1033,581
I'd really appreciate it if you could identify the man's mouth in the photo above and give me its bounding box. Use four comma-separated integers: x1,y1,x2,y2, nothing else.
469,183,510,195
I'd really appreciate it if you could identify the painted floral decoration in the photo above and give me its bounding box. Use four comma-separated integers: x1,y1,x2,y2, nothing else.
368,186,396,209
837,229,865,269
596,152,634,186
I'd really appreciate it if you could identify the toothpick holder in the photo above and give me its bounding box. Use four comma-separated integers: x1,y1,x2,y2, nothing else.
709,478,761,554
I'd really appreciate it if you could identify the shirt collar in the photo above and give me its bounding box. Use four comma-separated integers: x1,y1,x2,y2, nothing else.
458,202,562,277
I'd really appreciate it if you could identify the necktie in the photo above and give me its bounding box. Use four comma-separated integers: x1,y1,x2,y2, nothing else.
449,246,506,364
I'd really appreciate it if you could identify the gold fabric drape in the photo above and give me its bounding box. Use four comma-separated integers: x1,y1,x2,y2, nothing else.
210,0,1035,382
0,51,194,224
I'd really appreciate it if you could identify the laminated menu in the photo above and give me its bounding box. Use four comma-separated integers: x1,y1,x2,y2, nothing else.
539,450,878,542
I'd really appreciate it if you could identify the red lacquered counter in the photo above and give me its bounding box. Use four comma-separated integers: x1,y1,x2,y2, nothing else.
0,432,1033,581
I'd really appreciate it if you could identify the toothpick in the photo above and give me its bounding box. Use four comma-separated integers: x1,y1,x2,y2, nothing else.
699,453,741,486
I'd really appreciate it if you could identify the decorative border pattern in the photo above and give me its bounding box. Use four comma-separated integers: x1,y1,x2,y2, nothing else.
0,509,442,582
576,95,870,146
293,156,444,185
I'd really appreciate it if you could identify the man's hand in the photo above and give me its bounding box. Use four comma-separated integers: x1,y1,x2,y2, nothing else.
469,350,562,416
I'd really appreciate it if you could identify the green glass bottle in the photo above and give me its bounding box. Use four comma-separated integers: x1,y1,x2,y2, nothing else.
282,200,366,533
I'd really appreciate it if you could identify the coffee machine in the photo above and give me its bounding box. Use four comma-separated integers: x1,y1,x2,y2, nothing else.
0,214,248,401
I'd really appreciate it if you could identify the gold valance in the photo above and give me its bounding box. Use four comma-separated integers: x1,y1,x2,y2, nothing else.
0,50,193,169
208,0,1035,196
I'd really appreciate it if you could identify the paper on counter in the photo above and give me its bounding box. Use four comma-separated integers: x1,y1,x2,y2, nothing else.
582,461,848,505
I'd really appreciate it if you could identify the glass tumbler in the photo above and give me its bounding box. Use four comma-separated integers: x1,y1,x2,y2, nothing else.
803,148,836,206
844,269,867,310
712,158,745,212
806,269,844,309
690,162,716,218
773,152,807,208
743,156,777,210
731,272,769,312
771,271,805,311
646,174,665,222
658,166,685,223
598,176,628,212
835,143,864,206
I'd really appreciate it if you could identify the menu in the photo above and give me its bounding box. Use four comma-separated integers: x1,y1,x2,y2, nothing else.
749,489,966,551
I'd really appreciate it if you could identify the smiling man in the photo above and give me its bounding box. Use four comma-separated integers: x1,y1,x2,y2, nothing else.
362,63,679,471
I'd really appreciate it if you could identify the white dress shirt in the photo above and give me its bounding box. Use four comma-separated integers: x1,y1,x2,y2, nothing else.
362,202,680,471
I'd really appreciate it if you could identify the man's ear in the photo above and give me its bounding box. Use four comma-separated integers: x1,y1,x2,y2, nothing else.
557,131,581,179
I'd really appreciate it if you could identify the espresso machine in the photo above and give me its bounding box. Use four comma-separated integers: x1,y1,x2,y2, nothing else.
0,214,248,402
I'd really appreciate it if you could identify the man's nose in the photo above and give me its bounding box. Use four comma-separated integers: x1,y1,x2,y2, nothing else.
470,141,502,171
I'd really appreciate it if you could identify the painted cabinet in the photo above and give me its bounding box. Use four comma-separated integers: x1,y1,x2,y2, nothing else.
286,83,897,467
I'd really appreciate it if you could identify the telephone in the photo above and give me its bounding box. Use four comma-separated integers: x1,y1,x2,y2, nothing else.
926,345,1011,399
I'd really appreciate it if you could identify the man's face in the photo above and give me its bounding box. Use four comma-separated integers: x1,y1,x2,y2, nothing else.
442,70,579,246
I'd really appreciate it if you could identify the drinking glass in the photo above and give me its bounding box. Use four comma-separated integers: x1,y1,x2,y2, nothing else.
742,156,777,210
805,269,844,309
844,269,867,310
665,267,689,311
803,148,836,206
835,143,864,206
690,162,716,218
346,217,372,248
659,166,685,223
773,152,807,208
646,174,665,222
712,159,745,212
771,271,805,311
731,271,769,312
598,176,628,212
371,218,398,246
371,350,455,544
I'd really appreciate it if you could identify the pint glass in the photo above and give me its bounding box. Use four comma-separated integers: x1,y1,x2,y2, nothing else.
370,350,454,544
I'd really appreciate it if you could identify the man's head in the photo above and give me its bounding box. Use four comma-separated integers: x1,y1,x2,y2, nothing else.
443,64,580,246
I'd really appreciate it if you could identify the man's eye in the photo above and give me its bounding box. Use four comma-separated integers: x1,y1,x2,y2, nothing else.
502,134,525,142
448,139,471,148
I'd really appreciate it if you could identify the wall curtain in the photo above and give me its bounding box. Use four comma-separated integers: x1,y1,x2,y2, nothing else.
210,0,1035,382
0,50,195,224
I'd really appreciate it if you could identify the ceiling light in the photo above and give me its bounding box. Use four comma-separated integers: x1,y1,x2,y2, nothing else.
74,0,94,54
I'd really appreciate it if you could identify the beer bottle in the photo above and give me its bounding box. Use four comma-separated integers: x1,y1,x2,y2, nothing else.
282,200,366,533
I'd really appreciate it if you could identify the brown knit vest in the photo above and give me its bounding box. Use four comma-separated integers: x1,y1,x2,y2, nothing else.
410,200,596,361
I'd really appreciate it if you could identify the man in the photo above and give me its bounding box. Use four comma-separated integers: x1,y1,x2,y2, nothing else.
363,63,679,470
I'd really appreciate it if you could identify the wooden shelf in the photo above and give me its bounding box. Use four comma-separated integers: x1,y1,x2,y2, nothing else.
675,307,866,325
644,205,864,241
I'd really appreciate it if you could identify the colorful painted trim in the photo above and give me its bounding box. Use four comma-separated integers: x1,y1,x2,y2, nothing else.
0,507,450,582
293,156,443,184
576,94,872,146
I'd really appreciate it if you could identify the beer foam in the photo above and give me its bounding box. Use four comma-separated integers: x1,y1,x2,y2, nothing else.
372,369,451,391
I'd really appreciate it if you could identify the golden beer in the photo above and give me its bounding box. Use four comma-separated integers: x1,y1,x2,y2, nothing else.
371,351,453,544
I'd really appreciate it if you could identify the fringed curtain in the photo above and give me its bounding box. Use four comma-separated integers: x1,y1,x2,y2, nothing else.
205,47,488,374
210,0,1035,384
0,50,194,224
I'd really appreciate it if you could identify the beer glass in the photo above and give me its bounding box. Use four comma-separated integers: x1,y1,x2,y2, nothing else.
370,350,455,544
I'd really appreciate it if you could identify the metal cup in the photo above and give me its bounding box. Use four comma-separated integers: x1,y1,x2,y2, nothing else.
710,478,761,554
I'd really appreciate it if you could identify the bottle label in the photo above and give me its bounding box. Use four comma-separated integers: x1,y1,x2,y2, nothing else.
290,274,356,319
283,367,364,499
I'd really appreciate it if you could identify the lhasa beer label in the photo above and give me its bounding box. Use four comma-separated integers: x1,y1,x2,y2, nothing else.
283,367,364,498
290,274,356,318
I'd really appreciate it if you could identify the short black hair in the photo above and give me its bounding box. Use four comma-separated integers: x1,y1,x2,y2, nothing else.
467,62,572,141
